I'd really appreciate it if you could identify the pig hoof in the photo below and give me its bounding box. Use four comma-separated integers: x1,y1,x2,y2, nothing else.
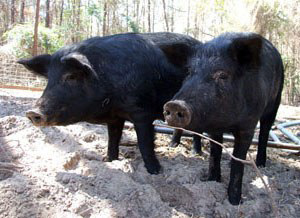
191,149,202,156
207,175,221,182
145,162,161,175
228,195,242,205
228,188,242,205
200,173,221,182
169,142,179,148
255,159,266,167
103,156,118,162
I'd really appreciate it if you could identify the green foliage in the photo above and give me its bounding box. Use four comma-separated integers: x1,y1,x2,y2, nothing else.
214,0,225,12
128,20,140,33
123,15,140,33
87,3,102,21
4,24,64,58
255,0,290,38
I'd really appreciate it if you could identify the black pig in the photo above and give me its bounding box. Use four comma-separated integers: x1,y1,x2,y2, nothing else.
18,32,201,174
143,32,202,153
164,32,284,204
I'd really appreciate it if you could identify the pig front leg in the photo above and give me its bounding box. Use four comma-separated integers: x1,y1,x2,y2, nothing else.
208,133,223,182
134,122,161,174
192,134,202,154
228,129,254,205
106,119,125,161
169,129,183,147
169,129,202,155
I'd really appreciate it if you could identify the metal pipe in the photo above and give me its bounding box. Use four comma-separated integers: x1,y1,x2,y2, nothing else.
277,121,300,145
277,121,300,128
152,126,300,151
124,123,300,151
269,130,281,142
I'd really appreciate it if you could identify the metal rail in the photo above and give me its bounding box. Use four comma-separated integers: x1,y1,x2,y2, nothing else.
152,126,300,151
277,121,300,145
124,121,300,151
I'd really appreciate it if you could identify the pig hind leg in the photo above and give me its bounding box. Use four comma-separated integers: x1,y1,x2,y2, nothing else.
256,94,281,167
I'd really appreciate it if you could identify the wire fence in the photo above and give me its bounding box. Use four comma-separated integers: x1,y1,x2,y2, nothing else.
0,53,46,91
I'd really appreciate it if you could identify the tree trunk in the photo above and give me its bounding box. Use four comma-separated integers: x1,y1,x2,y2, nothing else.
33,0,41,56
76,0,81,41
107,5,110,35
112,5,117,33
87,0,93,37
20,0,25,24
70,0,77,42
103,1,107,36
136,0,140,27
126,0,129,32
162,0,169,31
59,0,64,26
147,0,151,32
142,0,145,31
1,1,9,32
11,0,15,25
152,0,155,31
46,0,51,28
193,12,199,38
171,0,174,32
186,0,190,34
53,0,57,25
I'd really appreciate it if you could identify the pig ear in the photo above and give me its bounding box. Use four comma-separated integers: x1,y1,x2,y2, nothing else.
229,34,262,68
17,54,51,78
159,43,194,68
61,52,98,79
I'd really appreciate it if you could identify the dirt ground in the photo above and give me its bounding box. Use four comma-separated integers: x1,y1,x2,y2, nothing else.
0,88,300,218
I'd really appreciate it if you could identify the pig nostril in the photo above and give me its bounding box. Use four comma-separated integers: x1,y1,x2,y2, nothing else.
33,116,41,122
177,112,184,118
26,111,43,124
163,110,171,117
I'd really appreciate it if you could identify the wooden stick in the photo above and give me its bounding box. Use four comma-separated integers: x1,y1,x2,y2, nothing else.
0,162,22,170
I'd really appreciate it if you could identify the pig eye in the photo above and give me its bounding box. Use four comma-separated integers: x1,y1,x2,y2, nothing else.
63,73,78,82
213,71,229,81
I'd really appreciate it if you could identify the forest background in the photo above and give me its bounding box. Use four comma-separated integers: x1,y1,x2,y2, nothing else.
0,0,299,105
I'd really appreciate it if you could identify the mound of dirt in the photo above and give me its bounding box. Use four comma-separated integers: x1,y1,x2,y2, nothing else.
0,88,300,217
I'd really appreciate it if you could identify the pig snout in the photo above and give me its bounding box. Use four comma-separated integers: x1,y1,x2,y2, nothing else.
163,100,192,127
26,110,47,126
